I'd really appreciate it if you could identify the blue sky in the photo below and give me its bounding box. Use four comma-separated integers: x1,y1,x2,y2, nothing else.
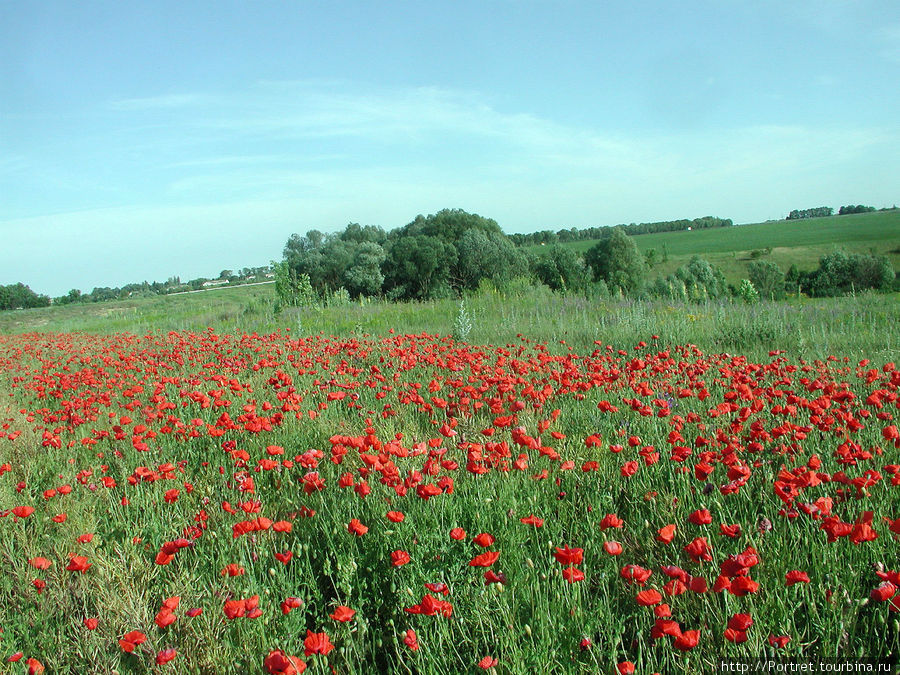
2,0,898,296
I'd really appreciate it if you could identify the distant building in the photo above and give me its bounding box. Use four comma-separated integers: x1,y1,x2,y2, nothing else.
202,279,229,288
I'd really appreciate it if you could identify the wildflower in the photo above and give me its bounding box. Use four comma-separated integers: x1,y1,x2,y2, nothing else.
303,630,335,657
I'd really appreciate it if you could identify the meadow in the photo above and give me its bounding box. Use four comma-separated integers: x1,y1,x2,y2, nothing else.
1,287,899,673
527,210,900,288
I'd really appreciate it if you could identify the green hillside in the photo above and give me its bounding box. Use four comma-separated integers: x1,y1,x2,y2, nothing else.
529,210,900,286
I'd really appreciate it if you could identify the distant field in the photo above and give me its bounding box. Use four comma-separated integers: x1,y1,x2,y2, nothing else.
528,210,900,286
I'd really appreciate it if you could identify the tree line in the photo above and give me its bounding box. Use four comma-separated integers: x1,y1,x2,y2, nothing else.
276,209,897,308
3,207,896,313
787,204,890,220
0,283,51,311
508,215,732,247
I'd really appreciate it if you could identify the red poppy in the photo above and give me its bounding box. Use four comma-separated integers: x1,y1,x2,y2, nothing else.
221,563,245,577
473,532,495,547
66,556,91,573
281,597,303,615
469,551,501,567
450,527,467,540
477,655,498,669
688,509,712,526
403,628,419,651
724,628,747,643
673,629,700,651
155,609,176,628
553,545,583,565
386,511,405,523
519,514,544,527
330,606,355,622
719,523,742,538
620,565,652,585
84,618,99,630
728,614,753,632
405,594,453,617
156,648,177,665
603,541,623,556
600,513,624,529
617,662,635,674
636,589,663,606
119,630,147,653
683,537,712,563
656,524,676,544
769,635,791,648
391,550,411,567
303,630,335,657
263,649,307,675
347,519,368,536
275,551,294,564
28,557,51,570
785,570,810,586
728,576,760,596
562,566,585,583
12,505,35,519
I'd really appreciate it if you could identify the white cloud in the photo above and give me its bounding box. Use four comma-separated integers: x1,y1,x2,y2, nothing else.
4,80,898,294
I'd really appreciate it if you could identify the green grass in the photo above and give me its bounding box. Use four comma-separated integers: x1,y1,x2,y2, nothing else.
1,320,899,673
528,210,900,286
1,282,898,364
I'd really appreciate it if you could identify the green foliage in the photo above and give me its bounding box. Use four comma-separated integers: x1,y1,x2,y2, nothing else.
838,204,876,215
455,229,529,291
788,206,833,220
272,260,315,310
805,250,895,297
383,234,457,300
533,245,590,292
343,241,386,298
452,297,473,342
748,260,785,300
510,215,732,246
738,279,759,304
584,227,646,294
670,256,728,301
0,282,51,310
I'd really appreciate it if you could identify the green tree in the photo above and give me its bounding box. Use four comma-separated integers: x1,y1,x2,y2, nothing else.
343,241,386,298
533,245,590,292
584,227,646,294
672,257,728,301
748,260,785,300
383,235,457,300
455,229,528,291
272,260,315,308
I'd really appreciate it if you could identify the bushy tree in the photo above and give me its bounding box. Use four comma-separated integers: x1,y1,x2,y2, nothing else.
748,260,785,300
0,283,52,310
456,230,528,291
272,260,315,308
532,245,590,292
383,235,457,300
805,251,894,297
343,241,386,298
584,227,646,294
672,257,728,301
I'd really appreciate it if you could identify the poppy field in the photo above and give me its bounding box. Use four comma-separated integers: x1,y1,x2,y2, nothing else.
1,328,899,673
